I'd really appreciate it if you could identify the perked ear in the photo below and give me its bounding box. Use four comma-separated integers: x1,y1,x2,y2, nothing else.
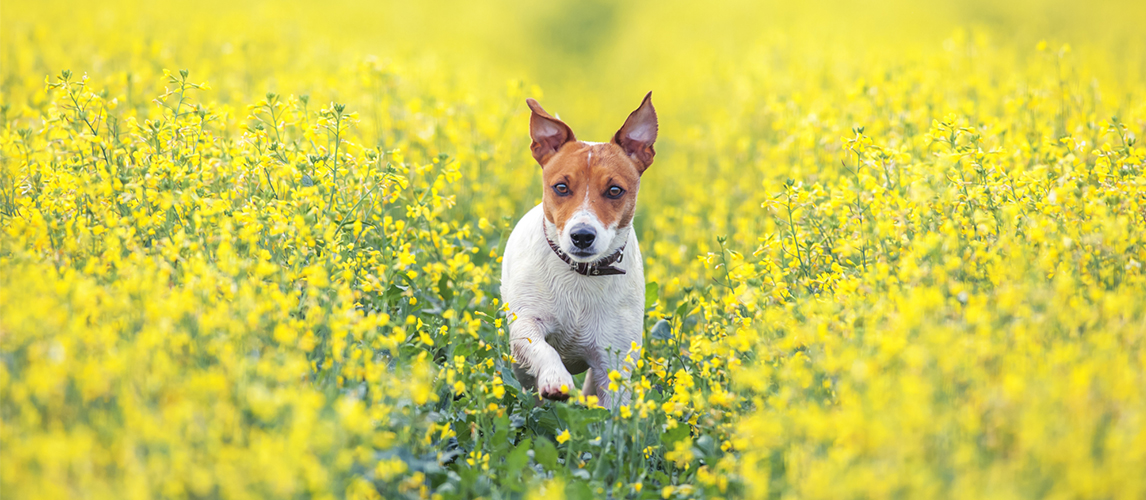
527,98,576,166
613,91,658,172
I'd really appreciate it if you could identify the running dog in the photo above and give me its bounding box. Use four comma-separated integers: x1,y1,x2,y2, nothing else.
500,93,657,408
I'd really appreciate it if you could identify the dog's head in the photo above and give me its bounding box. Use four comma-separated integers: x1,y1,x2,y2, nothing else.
527,92,657,263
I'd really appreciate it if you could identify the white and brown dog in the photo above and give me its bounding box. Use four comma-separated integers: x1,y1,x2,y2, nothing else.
500,93,657,408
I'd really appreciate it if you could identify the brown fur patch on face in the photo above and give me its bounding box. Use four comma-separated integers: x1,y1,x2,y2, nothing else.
542,142,642,233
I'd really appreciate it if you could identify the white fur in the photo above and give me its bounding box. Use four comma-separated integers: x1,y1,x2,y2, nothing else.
558,203,621,263
500,204,644,408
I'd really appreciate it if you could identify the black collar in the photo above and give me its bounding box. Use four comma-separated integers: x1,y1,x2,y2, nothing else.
543,219,627,276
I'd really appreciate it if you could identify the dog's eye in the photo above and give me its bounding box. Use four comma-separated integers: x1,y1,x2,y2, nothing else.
605,186,625,199
553,183,570,195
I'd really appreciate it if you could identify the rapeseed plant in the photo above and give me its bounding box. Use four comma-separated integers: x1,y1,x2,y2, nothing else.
2,0,1145,499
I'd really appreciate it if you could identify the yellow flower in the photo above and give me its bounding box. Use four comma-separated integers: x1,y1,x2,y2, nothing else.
666,439,694,468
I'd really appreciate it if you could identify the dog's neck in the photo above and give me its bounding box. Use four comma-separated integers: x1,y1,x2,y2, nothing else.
542,217,629,276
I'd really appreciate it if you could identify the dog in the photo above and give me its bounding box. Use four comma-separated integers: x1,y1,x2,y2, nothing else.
500,92,657,409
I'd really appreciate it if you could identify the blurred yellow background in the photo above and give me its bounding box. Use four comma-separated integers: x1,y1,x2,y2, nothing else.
6,0,1144,124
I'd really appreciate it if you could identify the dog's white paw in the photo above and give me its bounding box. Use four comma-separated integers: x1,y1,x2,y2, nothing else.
536,368,575,401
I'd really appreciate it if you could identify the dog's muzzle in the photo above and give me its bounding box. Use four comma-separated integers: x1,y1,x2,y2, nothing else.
569,224,597,252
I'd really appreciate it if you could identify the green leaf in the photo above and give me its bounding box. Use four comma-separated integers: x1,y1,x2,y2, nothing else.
555,403,576,427
437,273,454,302
580,406,610,425
675,300,689,320
492,414,510,454
695,434,716,457
382,283,405,306
457,465,480,488
534,437,558,470
497,359,522,392
505,438,532,488
661,421,690,448
565,479,595,500
645,281,659,309
451,342,474,359
533,407,559,434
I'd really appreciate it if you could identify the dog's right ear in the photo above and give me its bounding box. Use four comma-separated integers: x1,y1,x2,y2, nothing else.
527,98,575,166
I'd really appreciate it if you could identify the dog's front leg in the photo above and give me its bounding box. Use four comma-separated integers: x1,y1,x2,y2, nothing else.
509,316,575,401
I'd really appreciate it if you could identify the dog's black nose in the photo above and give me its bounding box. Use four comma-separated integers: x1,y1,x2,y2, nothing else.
570,227,596,249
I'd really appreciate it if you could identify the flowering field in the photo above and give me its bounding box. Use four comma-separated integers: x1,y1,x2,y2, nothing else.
2,0,1145,498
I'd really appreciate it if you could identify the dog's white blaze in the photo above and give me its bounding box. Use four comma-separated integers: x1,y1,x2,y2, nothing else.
560,196,619,263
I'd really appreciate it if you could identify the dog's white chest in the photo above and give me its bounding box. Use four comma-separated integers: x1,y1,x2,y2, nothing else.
500,204,645,362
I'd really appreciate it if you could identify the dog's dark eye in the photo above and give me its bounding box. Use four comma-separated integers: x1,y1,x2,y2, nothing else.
605,186,625,199
553,183,570,196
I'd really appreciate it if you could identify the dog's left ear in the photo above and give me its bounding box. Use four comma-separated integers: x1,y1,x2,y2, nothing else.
613,91,657,173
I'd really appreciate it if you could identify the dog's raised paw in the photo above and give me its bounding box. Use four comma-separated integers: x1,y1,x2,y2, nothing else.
537,370,575,401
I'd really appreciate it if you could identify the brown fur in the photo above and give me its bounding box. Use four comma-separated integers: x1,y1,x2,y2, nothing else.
541,142,642,233
527,93,658,234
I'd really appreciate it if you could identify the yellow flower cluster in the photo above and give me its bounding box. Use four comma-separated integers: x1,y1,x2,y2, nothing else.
3,0,1145,499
